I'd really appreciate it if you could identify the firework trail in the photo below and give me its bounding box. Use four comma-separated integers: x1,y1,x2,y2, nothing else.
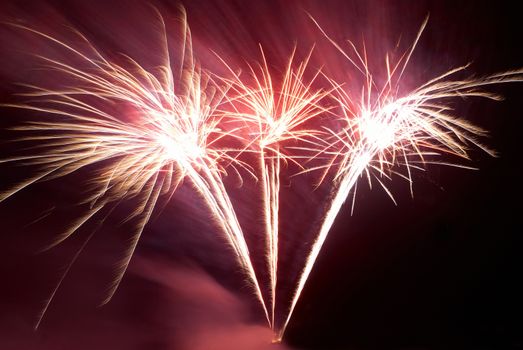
277,16,523,339
1,10,269,327
220,46,329,328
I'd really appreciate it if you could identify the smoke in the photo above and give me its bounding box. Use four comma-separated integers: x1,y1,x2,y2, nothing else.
0,254,294,350
133,257,293,350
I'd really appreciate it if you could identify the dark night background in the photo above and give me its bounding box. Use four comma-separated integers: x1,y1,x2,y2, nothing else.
0,1,522,349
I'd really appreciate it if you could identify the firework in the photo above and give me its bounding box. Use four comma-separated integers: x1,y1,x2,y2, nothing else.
1,10,269,327
2,6,521,341
277,16,523,339
220,46,329,328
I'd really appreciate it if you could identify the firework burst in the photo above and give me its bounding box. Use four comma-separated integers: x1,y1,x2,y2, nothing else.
219,46,330,328
1,10,269,328
277,16,523,339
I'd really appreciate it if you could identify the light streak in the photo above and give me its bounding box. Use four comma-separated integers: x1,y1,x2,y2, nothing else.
1,11,269,328
277,16,523,339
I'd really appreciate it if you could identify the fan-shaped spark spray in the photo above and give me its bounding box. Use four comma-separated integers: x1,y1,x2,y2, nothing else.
221,46,329,328
1,12,270,328
277,16,523,340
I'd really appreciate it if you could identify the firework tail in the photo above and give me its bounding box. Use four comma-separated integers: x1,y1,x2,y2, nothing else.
259,147,281,328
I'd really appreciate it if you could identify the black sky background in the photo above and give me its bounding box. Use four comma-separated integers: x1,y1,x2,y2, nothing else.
0,1,522,349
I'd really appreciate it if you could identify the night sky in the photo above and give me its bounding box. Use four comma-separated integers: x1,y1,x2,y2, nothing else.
1,1,522,349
